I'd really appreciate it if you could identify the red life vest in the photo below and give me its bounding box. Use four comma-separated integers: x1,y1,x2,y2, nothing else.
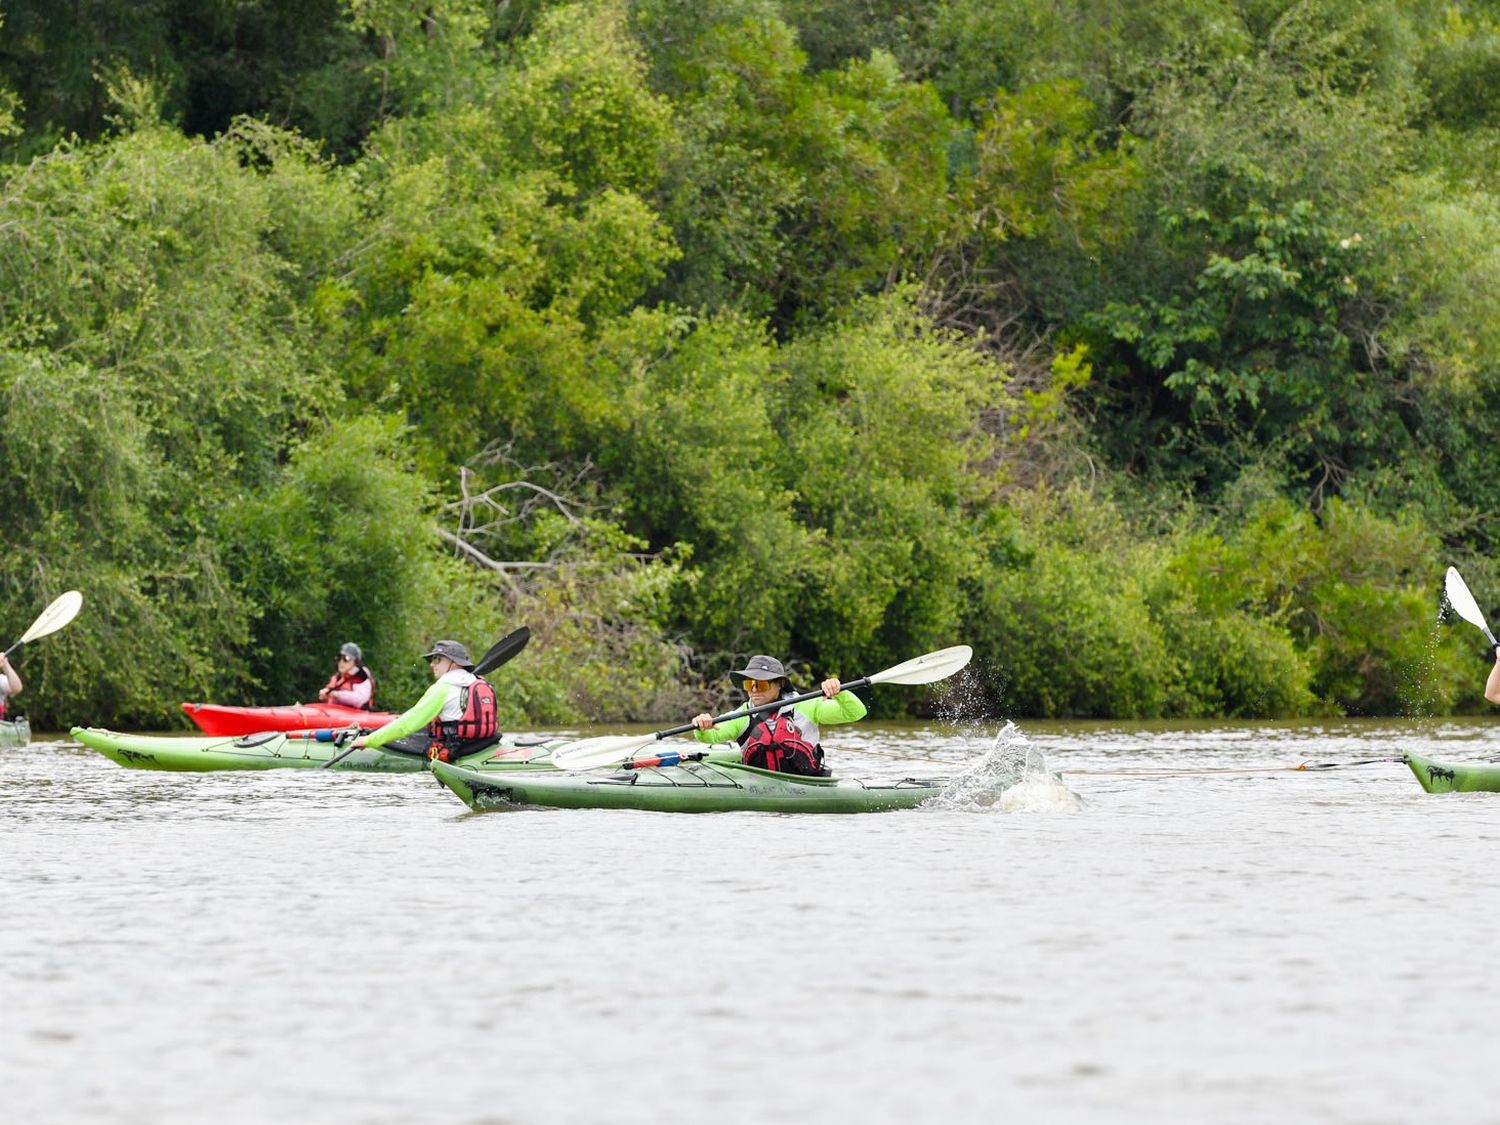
427,676,499,761
323,668,375,710
740,709,822,776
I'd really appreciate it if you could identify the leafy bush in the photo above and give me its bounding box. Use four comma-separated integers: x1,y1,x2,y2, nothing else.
968,487,1466,719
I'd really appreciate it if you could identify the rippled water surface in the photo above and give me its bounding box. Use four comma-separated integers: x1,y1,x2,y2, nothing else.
6,719,1500,1123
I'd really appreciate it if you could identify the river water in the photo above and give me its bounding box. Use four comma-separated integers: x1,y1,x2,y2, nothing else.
4,717,1499,1124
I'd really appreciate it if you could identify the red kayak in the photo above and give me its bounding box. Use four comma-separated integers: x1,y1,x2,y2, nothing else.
180,701,400,736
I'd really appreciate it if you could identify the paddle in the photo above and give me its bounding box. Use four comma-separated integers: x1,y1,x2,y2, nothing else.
1445,566,1498,650
473,625,530,676
4,590,83,661
317,624,532,769
549,643,974,771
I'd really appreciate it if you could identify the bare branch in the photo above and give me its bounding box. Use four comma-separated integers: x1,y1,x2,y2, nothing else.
436,527,556,573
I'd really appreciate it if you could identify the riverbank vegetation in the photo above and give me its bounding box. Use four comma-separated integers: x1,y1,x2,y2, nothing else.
1,0,1496,727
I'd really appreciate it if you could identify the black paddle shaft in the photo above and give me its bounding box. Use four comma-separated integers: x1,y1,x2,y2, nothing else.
652,676,875,741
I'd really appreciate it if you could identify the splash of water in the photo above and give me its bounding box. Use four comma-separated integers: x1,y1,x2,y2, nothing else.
1398,618,1445,721
929,720,1084,812
926,658,994,725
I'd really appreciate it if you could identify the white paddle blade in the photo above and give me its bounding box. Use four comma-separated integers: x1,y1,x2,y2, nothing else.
867,644,973,686
550,733,661,771
1445,568,1492,634
20,590,83,644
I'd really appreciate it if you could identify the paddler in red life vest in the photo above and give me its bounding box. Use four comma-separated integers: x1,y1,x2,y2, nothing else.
689,654,866,775
318,642,376,710
0,650,22,719
350,639,500,762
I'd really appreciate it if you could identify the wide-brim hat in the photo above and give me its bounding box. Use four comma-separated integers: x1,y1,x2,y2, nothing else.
422,639,473,669
730,654,792,685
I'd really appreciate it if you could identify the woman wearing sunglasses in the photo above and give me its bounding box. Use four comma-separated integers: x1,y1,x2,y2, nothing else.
317,642,377,710
689,654,866,776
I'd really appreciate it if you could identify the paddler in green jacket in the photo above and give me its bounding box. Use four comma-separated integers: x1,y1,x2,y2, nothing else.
350,639,500,762
690,654,866,775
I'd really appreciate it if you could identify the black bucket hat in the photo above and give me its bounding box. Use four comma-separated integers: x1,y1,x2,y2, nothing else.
731,654,793,687
422,639,473,669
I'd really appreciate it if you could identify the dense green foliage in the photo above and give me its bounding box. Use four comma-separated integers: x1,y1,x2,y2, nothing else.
1,0,1497,729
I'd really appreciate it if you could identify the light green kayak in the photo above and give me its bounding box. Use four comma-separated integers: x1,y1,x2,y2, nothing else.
70,726,564,773
1404,750,1500,793
431,757,949,813
0,716,30,748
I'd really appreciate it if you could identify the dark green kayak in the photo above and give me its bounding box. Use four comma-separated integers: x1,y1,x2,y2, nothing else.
70,726,564,773
431,757,949,813
1404,750,1500,793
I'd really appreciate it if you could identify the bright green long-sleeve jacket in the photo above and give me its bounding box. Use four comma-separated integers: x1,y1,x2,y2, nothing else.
362,677,457,749
691,689,866,746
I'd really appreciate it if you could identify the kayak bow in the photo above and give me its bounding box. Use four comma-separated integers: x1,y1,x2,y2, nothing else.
1404,750,1500,793
180,701,400,736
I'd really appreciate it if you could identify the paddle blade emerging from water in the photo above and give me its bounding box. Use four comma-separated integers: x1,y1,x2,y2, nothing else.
871,644,973,686
1445,567,1492,634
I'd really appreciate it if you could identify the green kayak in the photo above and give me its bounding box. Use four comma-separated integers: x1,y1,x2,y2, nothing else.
70,726,565,773
1404,750,1500,793
431,756,949,813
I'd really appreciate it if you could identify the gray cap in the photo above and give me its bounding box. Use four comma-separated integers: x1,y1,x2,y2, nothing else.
731,654,789,682
422,639,473,668
339,642,362,662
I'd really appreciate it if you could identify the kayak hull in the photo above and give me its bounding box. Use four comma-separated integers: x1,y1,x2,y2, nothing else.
431,758,948,813
1405,751,1500,793
180,701,400,736
0,716,30,748
71,727,564,773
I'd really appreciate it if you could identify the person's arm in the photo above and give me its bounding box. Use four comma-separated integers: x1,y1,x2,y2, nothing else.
1485,650,1500,704
0,653,21,697
328,676,373,709
796,685,866,726
359,680,450,748
691,714,749,744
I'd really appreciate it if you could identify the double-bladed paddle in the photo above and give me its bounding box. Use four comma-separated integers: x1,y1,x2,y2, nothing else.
549,644,974,771
317,625,532,768
4,590,83,661
1445,567,1498,650
472,625,530,677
